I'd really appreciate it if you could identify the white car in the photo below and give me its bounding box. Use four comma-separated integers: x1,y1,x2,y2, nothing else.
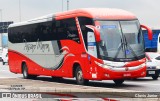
2,48,8,65
145,52,160,80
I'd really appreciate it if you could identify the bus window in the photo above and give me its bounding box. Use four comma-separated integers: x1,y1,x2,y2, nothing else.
78,17,94,49
53,18,80,43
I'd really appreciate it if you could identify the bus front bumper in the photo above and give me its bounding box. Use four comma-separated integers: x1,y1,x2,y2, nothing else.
87,63,146,80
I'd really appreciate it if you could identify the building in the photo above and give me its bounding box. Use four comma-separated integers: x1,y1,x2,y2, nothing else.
0,21,13,48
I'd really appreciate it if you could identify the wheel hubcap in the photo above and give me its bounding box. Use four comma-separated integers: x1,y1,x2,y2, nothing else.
77,71,82,82
23,68,27,77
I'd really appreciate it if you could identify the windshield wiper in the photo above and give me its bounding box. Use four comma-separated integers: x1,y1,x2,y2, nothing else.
114,34,139,60
114,38,125,59
123,34,139,60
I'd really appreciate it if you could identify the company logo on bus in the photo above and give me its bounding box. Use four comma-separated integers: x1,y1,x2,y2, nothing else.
125,67,129,71
125,50,131,55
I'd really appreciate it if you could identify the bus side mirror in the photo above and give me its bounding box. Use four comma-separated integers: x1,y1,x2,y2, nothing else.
86,25,101,42
141,25,153,40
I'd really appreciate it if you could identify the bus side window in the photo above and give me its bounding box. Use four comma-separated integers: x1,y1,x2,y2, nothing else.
78,17,94,49
53,18,80,43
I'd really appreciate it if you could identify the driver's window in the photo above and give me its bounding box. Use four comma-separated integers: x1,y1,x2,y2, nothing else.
82,27,94,50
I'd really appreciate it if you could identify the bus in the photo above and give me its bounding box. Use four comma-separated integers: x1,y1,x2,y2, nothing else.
8,8,152,85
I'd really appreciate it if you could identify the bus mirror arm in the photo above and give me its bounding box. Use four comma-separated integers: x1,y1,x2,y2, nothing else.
85,25,101,42
140,25,153,40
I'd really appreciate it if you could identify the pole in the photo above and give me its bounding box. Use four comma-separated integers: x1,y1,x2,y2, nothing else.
19,0,21,22
0,9,2,22
62,0,63,11
67,0,69,11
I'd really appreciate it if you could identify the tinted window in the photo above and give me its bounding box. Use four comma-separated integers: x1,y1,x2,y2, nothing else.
78,17,94,49
8,21,53,43
8,18,80,43
53,18,80,43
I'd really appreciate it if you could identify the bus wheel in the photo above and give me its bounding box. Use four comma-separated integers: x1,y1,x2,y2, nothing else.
113,79,124,85
22,64,30,79
152,76,158,80
75,66,88,85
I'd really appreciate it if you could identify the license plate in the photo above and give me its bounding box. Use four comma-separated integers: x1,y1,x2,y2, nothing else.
148,71,155,74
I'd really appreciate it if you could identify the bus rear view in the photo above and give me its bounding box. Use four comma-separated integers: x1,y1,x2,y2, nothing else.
8,8,152,85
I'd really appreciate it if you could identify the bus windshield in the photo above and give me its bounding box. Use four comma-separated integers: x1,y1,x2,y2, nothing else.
97,20,145,62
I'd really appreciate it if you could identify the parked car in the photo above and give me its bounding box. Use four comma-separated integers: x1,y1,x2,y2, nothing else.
145,52,160,80
2,48,8,65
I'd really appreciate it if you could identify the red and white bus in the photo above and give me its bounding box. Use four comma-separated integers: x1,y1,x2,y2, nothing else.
8,8,152,85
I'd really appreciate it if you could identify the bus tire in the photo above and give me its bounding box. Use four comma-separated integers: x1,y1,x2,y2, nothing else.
75,66,88,85
113,79,124,85
22,64,37,79
152,76,158,80
22,63,30,79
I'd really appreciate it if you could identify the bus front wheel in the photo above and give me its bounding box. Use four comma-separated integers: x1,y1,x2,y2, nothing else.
75,66,89,85
113,79,124,85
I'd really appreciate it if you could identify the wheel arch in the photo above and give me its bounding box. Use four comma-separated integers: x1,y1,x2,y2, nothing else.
72,62,81,78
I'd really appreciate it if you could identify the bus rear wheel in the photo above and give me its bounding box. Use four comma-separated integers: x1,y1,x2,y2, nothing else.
22,63,37,79
75,66,89,85
22,64,29,79
113,79,124,85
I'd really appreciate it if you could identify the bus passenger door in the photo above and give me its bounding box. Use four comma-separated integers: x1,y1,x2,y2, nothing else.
81,27,98,79
87,31,98,58
86,30,98,79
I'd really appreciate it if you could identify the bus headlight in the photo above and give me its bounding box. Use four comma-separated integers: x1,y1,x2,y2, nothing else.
95,61,146,70
140,63,146,67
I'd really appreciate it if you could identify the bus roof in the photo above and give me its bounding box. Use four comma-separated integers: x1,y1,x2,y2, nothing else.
9,13,54,28
9,8,137,28
56,8,137,20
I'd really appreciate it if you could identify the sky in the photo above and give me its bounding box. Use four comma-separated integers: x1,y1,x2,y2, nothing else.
0,0,160,28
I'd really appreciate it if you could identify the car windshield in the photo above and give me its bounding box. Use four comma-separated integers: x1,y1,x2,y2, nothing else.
97,20,145,62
